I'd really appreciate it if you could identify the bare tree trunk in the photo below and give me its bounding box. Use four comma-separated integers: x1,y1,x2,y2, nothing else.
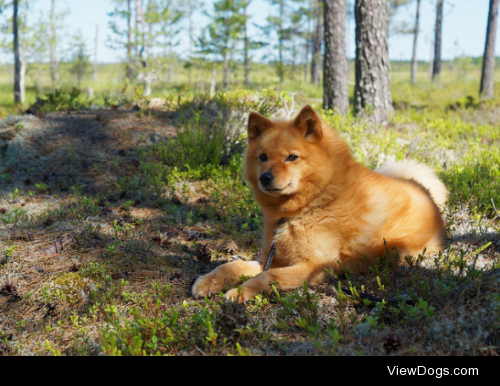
210,62,216,97
304,39,310,81
311,0,322,85
223,52,229,89
20,40,26,103
480,0,500,99
188,0,195,81
140,0,146,67
428,37,434,78
354,0,392,124
433,0,443,82
126,0,133,80
134,0,140,70
411,0,421,84
278,1,285,84
94,24,99,81
323,0,349,114
13,0,21,104
168,55,173,83
50,0,57,91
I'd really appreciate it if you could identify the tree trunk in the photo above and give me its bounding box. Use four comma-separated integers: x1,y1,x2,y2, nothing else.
278,1,285,84
20,40,26,103
433,0,443,82
168,56,173,83
243,5,250,86
323,0,349,114
140,0,146,67
411,0,421,84
354,0,393,124
304,39,310,81
126,0,133,80
223,51,229,89
50,0,57,91
94,24,99,81
311,0,323,85
188,0,194,81
480,0,500,99
210,62,216,97
13,0,21,104
135,0,140,70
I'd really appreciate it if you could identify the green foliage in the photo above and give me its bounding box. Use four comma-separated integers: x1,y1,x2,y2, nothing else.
68,31,92,88
99,286,220,356
31,88,83,113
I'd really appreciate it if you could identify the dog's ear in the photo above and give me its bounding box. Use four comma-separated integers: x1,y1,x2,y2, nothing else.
294,105,323,141
248,112,272,141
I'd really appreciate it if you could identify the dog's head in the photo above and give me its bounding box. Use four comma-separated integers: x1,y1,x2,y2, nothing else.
245,106,329,198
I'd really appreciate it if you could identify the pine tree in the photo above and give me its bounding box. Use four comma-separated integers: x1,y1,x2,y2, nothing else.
68,31,91,88
263,0,292,84
323,0,349,114
354,0,392,123
310,0,322,85
108,0,134,80
204,0,246,89
1,0,43,103
480,0,500,99
181,0,204,80
13,0,20,104
148,0,184,81
242,1,264,85
433,0,443,82
411,0,421,84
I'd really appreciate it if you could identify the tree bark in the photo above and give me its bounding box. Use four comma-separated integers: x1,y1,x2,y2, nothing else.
323,0,349,114
354,0,392,124
20,40,26,103
433,0,443,82
13,0,21,104
126,0,133,80
50,0,57,91
411,0,421,84
480,0,500,99
311,0,323,85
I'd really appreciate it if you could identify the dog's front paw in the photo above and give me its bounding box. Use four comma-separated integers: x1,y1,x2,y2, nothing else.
191,274,226,299
224,287,256,304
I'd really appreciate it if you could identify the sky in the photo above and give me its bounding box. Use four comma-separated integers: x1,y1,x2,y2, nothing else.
0,0,497,64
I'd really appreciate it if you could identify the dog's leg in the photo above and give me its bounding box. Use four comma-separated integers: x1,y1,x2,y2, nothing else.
192,260,263,299
259,215,279,262
225,263,323,303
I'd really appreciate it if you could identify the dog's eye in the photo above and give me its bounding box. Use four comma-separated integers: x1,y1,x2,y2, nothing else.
288,155,298,162
259,154,268,162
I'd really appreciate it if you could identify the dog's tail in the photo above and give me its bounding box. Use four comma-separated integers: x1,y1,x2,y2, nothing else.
376,160,448,207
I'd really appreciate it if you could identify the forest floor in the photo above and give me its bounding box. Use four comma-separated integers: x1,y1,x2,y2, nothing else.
0,92,499,356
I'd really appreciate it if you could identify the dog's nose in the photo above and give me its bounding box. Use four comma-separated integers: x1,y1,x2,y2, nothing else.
259,172,274,187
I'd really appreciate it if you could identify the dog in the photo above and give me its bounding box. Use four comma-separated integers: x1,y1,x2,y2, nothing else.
192,105,448,303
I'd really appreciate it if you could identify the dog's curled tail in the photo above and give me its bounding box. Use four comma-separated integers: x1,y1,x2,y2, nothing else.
376,160,448,207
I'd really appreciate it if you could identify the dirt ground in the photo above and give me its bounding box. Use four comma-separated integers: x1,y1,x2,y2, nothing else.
0,110,499,356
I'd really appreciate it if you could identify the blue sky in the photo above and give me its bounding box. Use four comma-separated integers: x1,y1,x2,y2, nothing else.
0,0,497,63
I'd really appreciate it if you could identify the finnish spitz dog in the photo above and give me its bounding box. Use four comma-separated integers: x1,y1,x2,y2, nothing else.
192,106,448,303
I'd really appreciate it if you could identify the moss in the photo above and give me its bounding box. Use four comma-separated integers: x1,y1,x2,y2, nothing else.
50,272,96,302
